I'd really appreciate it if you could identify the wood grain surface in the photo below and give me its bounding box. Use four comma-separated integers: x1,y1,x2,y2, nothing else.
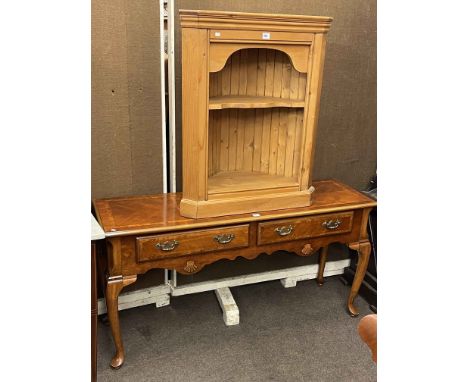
208,49,307,178
257,211,353,245
136,224,249,262
180,10,332,218
93,179,375,236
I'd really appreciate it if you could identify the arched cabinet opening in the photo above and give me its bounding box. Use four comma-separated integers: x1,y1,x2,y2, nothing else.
208,48,307,197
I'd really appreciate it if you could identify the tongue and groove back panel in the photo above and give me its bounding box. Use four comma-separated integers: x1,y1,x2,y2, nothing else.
208,49,307,178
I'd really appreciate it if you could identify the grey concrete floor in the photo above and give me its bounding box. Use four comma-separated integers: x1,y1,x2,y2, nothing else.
97,276,376,382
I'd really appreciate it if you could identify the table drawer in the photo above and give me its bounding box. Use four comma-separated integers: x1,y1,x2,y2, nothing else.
137,225,249,262
257,212,354,245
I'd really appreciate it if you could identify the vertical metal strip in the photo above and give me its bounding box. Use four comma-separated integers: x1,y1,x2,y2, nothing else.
167,0,177,192
171,269,177,288
159,0,168,193
164,269,169,284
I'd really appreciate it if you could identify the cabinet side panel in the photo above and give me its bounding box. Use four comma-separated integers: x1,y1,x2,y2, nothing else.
300,34,326,190
292,109,304,178
182,27,208,200
293,72,307,178
285,68,300,177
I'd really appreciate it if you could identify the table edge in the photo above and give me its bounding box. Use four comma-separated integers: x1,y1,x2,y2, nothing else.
102,201,376,237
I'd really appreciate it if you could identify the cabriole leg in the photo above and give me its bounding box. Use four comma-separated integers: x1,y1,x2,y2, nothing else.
317,245,329,286
347,241,371,317
105,275,137,369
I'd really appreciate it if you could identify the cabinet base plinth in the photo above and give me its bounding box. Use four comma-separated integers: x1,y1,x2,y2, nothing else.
180,190,313,219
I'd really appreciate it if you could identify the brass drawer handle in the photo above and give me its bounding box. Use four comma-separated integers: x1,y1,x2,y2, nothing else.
275,225,294,236
213,233,235,244
322,219,342,230
155,240,179,251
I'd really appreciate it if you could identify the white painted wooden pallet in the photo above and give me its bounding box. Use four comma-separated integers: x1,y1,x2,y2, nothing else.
215,287,239,326
97,284,171,315
170,259,349,296
97,259,350,325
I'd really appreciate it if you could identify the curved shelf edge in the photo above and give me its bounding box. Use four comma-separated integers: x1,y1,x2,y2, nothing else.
209,43,310,73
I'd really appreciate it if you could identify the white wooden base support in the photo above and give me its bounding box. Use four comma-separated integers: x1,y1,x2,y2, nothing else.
215,287,239,326
171,259,350,296
97,259,350,323
97,284,171,315
280,260,350,288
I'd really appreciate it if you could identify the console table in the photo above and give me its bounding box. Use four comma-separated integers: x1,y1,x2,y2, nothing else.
93,179,376,369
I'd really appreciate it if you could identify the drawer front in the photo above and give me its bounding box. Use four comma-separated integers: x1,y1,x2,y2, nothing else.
209,29,313,43
257,212,354,245
137,225,249,262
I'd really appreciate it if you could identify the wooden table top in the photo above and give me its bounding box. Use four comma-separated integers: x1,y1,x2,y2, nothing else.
93,179,376,237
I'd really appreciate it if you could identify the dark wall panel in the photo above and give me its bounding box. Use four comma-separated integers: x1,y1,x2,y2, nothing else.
174,0,376,191
92,0,164,199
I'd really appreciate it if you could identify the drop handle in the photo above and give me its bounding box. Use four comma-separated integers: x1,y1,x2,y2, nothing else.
322,219,342,230
213,233,235,244
155,240,179,251
275,225,294,236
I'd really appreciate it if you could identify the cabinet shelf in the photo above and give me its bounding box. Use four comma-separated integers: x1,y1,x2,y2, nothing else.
208,171,299,195
209,96,305,110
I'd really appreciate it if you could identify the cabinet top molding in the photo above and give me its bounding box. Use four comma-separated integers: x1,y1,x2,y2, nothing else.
179,9,333,33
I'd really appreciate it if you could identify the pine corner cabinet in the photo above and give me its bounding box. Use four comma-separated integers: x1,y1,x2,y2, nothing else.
179,10,333,218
